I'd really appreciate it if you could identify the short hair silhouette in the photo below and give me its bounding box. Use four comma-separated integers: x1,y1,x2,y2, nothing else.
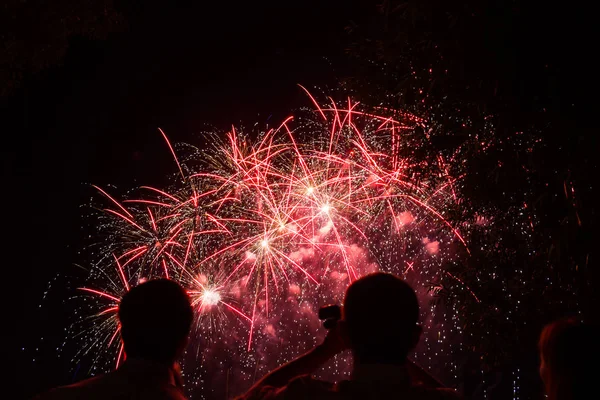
343,273,420,364
118,279,193,364
539,318,598,400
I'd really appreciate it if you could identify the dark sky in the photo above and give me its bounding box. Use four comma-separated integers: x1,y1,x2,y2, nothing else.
2,1,598,398
2,1,368,397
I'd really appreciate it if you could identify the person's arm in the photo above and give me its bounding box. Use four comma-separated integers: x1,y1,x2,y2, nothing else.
406,359,445,388
257,344,335,388
245,322,347,392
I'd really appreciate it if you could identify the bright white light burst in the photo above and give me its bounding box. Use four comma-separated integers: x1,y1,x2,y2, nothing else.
201,288,221,307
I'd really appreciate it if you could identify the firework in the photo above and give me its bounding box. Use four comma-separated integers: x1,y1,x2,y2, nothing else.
75,89,481,396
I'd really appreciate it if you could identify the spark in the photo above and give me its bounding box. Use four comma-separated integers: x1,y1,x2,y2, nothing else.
72,89,484,392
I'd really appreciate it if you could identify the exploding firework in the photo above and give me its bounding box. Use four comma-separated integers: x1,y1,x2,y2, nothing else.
73,88,484,397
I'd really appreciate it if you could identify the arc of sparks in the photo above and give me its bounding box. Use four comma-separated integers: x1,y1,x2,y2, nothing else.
159,128,186,181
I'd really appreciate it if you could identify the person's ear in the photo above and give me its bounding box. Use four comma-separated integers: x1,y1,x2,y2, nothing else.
410,324,422,349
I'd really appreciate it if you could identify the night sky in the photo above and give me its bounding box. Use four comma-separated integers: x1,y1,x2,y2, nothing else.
2,1,598,399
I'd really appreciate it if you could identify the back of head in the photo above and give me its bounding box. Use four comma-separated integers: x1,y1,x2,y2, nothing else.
343,273,420,364
119,279,193,364
539,318,599,400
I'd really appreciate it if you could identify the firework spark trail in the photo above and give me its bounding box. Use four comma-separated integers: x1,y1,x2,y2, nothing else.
77,263,129,368
75,91,480,392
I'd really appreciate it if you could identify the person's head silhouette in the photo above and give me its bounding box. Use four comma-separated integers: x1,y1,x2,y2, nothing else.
539,318,598,400
118,279,193,365
343,272,421,365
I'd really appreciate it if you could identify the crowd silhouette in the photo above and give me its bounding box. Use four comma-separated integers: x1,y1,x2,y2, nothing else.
35,274,597,400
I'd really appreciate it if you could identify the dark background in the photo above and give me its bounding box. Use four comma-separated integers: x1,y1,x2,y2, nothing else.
2,1,597,399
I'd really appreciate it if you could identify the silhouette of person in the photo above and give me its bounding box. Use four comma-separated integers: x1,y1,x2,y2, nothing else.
538,317,599,400
35,279,194,400
238,272,460,399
